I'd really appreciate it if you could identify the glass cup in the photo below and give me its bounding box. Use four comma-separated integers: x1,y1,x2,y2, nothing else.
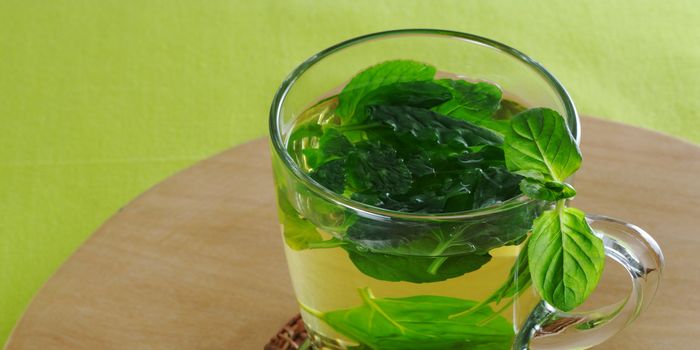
269,29,663,350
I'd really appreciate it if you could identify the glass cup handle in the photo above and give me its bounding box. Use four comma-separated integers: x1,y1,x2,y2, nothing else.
513,214,665,350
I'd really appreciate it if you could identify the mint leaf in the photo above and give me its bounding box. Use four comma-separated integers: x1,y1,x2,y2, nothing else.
303,128,353,169
308,288,513,350
502,107,604,312
346,247,491,283
503,108,581,182
319,128,353,159
345,141,412,195
528,207,605,311
276,191,323,250
289,122,323,143
367,105,504,149
351,81,452,123
342,220,495,283
434,79,508,134
336,60,436,123
310,159,345,194
519,178,577,201
343,210,534,267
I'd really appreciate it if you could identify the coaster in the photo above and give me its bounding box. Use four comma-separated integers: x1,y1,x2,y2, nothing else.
264,314,309,350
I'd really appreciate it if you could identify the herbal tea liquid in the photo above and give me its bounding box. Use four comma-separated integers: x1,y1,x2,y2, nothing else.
279,90,540,349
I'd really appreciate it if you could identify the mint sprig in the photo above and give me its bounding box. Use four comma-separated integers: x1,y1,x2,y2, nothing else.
503,108,605,311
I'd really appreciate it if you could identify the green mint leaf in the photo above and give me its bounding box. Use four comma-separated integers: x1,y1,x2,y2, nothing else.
469,166,523,210
288,122,323,143
491,240,532,303
344,214,533,264
276,191,323,250
367,105,504,150
528,206,605,311
350,81,452,123
319,128,353,158
336,60,436,122
456,145,506,167
343,221,494,283
519,178,577,201
405,153,436,177
304,127,354,169
315,288,513,350
503,108,581,182
433,79,509,134
345,247,491,283
310,159,346,194
345,141,412,195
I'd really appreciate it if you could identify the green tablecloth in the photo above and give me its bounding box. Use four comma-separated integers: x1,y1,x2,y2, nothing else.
1,0,698,345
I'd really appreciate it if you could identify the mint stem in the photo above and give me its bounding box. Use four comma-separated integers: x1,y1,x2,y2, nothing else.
427,257,449,275
299,301,324,319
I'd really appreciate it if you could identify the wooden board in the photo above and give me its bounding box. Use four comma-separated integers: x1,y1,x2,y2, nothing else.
5,117,700,350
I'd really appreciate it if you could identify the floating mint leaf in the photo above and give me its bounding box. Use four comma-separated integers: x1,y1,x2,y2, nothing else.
319,128,353,159
310,159,346,194
434,79,509,134
336,60,436,123
345,141,412,195
367,105,503,150
351,81,452,123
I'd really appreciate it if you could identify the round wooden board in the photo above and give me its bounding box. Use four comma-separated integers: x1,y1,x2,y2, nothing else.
5,117,700,350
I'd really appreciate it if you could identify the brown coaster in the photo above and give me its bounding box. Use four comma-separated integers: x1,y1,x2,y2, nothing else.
264,314,309,350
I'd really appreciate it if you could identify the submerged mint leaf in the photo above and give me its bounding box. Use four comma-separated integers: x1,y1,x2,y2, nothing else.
304,128,353,169
434,79,508,133
456,145,506,167
528,206,605,311
289,122,323,143
319,128,353,159
336,60,437,123
342,220,494,283
276,191,323,250
519,178,576,201
344,212,534,262
367,105,504,150
310,288,513,350
345,247,491,283
351,81,452,123
310,159,346,194
345,141,412,195
405,153,436,177
503,107,581,182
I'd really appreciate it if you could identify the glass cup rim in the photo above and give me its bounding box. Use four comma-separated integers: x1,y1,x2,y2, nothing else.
269,28,580,220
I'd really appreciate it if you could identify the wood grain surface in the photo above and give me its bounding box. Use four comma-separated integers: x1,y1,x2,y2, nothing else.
5,118,699,350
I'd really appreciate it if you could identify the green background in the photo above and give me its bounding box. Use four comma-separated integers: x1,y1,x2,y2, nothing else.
1,0,698,346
